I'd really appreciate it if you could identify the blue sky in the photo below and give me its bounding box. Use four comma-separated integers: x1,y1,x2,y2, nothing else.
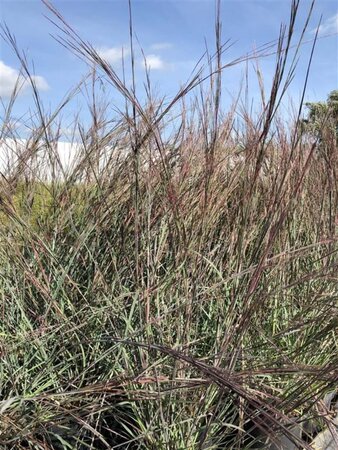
0,0,337,135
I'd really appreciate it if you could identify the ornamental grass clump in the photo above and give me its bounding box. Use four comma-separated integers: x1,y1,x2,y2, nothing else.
0,0,337,449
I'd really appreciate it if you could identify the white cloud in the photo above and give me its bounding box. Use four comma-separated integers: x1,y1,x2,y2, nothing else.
97,46,130,64
142,54,166,70
0,61,19,97
0,60,49,98
312,12,338,36
31,75,49,91
150,42,173,51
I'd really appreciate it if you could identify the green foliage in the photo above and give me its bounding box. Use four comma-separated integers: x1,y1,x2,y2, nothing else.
303,89,338,142
0,182,91,233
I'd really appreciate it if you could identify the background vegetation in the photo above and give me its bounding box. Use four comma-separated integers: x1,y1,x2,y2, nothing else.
0,1,337,449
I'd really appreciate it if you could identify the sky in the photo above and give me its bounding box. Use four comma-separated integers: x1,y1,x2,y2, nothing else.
0,0,337,138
